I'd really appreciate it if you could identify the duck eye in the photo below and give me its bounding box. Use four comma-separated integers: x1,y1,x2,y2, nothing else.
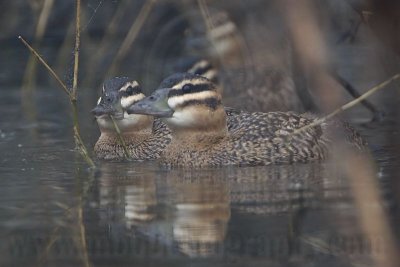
105,96,112,103
126,86,134,95
182,83,193,92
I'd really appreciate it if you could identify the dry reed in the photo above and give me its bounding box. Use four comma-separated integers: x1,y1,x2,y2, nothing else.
106,0,156,77
281,1,399,266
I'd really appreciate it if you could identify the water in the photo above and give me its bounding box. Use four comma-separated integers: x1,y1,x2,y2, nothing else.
2,1,400,266
0,86,398,267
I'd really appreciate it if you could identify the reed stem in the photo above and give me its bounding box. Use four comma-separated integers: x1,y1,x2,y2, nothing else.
18,0,96,169
291,73,400,136
72,0,81,100
110,116,131,159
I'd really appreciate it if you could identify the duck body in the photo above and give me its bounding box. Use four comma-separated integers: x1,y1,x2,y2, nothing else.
162,111,329,167
127,73,366,167
94,118,170,160
92,77,171,161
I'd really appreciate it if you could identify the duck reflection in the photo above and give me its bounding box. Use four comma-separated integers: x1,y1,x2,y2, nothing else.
96,163,158,229
93,161,354,259
166,170,231,257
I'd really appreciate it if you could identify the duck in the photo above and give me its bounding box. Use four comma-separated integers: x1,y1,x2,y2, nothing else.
92,76,244,161
179,7,307,113
127,73,365,167
92,77,171,160
173,56,304,112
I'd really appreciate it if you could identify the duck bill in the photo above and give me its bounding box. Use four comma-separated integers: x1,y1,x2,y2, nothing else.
91,104,124,120
127,88,174,118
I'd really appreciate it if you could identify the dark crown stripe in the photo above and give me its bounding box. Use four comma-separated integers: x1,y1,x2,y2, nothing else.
120,85,142,97
176,97,221,110
192,64,213,76
168,83,214,97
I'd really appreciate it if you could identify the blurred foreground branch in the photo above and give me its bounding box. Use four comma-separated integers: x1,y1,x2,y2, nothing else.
281,2,399,266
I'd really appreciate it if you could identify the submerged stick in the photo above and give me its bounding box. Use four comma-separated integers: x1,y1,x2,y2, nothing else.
291,73,400,136
110,116,131,159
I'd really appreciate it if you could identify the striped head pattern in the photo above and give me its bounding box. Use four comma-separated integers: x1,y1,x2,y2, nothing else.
93,77,152,133
128,73,226,132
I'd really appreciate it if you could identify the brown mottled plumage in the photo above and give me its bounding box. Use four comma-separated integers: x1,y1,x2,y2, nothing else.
92,77,171,160
127,73,365,167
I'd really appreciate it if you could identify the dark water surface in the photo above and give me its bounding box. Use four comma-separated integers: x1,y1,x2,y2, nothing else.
0,86,399,267
2,1,400,266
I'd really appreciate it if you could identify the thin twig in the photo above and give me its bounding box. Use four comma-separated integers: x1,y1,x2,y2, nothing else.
71,0,95,168
19,36,71,97
110,116,131,159
331,70,381,117
291,73,400,136
74,2,91,266
19,20,96,168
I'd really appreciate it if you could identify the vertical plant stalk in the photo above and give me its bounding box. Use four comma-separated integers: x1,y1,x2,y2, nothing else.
107,0,155,76
73,2,91,267
110,116,131,159
22,0,55,89
72,0,81,99
78,202,90,267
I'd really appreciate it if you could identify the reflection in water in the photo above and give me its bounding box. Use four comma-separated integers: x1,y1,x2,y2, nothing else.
97,164,158,228
167,172,231,257
92,161,367,261
125,181,157,223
